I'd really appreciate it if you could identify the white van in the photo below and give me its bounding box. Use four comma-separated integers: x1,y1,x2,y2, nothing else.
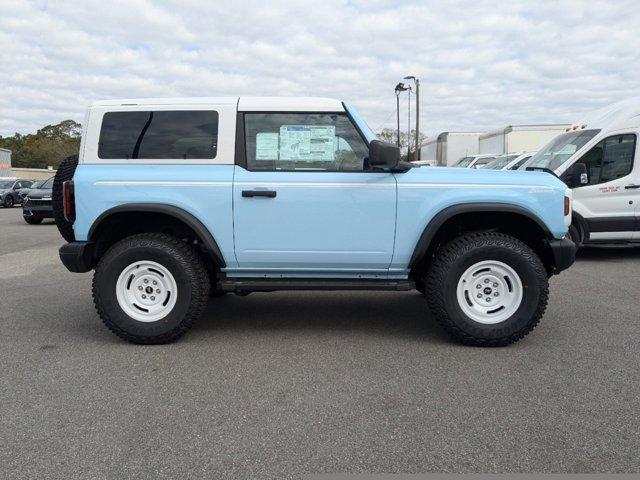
522,99,640,244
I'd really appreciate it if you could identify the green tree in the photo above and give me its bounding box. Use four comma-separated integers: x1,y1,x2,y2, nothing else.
0,120,81,169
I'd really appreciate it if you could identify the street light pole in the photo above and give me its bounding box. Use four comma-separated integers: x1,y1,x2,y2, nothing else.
394,82,409,149
404,76,420,160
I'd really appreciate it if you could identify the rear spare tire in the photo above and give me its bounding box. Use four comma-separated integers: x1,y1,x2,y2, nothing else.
52,154,78,242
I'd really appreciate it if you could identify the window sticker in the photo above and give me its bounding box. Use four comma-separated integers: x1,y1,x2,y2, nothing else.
279,125,335,161
256,133,279,160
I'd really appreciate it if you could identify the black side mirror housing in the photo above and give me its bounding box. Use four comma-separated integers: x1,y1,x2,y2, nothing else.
368,140,400,170
561,162,588,188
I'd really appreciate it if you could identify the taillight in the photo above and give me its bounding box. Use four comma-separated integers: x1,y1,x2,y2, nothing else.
63,180,75,222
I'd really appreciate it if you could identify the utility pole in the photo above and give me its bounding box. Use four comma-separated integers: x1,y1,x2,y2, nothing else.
404,76,420,160
407,88,411,160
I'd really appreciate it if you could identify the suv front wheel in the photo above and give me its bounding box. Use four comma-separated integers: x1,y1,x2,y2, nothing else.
424,232,548,347
92,233,210,344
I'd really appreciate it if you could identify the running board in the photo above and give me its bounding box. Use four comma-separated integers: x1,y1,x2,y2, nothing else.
219,278,416,293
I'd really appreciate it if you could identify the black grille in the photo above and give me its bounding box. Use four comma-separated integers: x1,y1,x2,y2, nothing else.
27,199,51,207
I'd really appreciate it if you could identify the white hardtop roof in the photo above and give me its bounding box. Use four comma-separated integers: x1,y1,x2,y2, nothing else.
576,97,640,130
91,96,344,112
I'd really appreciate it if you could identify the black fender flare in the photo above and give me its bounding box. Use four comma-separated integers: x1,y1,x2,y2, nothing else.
88,203,226,267
408,202,554,269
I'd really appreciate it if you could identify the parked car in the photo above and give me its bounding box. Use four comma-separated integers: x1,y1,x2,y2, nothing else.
18,179,44,202
520,98,640,245
484,152,536,170
22,176,54,224
453,154,497,169
505,152,536,170
411,160,436,167
55,97,575,346
0,179,33,207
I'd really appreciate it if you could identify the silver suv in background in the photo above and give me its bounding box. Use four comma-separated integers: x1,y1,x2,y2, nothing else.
0,179,33,208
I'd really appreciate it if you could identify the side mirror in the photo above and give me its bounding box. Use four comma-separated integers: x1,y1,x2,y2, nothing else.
368,140,400,170
561,162,588,188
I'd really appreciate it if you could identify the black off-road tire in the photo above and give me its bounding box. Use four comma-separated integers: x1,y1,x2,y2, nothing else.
24,215,43,224
424,232,549,347
52,154,78,242
4,195,14,208
92,233,210,344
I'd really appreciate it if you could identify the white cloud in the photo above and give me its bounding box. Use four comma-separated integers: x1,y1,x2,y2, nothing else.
1,0,639,138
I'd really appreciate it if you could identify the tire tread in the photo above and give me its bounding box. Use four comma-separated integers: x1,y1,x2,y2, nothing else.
92,233,210,344
424,231,549,347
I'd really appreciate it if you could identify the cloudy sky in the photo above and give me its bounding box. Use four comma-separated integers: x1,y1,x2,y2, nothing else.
1,0,639,139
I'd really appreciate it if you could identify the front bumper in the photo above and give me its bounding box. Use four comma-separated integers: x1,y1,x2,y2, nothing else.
59,242,95,273
548,236,577,274
23,199,53,217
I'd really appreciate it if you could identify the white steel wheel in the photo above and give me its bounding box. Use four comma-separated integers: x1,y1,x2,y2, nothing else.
115,260,178,322
456,260,523,325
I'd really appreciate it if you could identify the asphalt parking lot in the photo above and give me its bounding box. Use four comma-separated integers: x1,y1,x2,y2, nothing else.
1,206,639,479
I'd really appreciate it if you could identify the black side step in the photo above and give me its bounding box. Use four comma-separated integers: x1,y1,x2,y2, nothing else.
219,278,416,293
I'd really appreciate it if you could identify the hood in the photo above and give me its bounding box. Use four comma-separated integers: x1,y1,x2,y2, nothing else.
406,164,567,190
0,188,11,195
26,188,53,199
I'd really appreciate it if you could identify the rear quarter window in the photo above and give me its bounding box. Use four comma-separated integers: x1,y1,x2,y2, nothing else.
98,110,218,160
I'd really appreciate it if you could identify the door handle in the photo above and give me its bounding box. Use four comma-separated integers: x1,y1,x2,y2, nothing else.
242,189,277,198
624,184,640,189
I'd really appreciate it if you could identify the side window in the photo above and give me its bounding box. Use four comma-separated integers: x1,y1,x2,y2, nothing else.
98,110,218,160
600,135,635,182
244,113,369,171
576,134,635,186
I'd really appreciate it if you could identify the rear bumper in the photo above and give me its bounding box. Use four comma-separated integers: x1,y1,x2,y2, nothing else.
59,242,95,273
548,236,577,274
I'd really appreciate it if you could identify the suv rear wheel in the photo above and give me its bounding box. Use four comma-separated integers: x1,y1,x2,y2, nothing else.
92,233,210,344
424,232,548,347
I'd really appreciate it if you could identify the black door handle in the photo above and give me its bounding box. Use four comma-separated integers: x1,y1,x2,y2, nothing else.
624,184,640,189
242,190,277,198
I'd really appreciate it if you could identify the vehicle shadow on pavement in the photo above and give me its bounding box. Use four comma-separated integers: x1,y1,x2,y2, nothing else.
195,291,451,343
576,245,640,261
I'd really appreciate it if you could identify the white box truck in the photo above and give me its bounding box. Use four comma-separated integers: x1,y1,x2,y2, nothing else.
420,132,482,166
479,125,569,155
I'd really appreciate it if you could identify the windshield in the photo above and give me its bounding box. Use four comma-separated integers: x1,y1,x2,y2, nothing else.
41,177,54,189
0,181,14,189
521,129,600,171
472,157,495,168
485,154,518,169
455,156,475,167
343,102,375,143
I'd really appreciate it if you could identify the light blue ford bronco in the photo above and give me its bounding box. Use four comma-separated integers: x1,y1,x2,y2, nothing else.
54,97,576,346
